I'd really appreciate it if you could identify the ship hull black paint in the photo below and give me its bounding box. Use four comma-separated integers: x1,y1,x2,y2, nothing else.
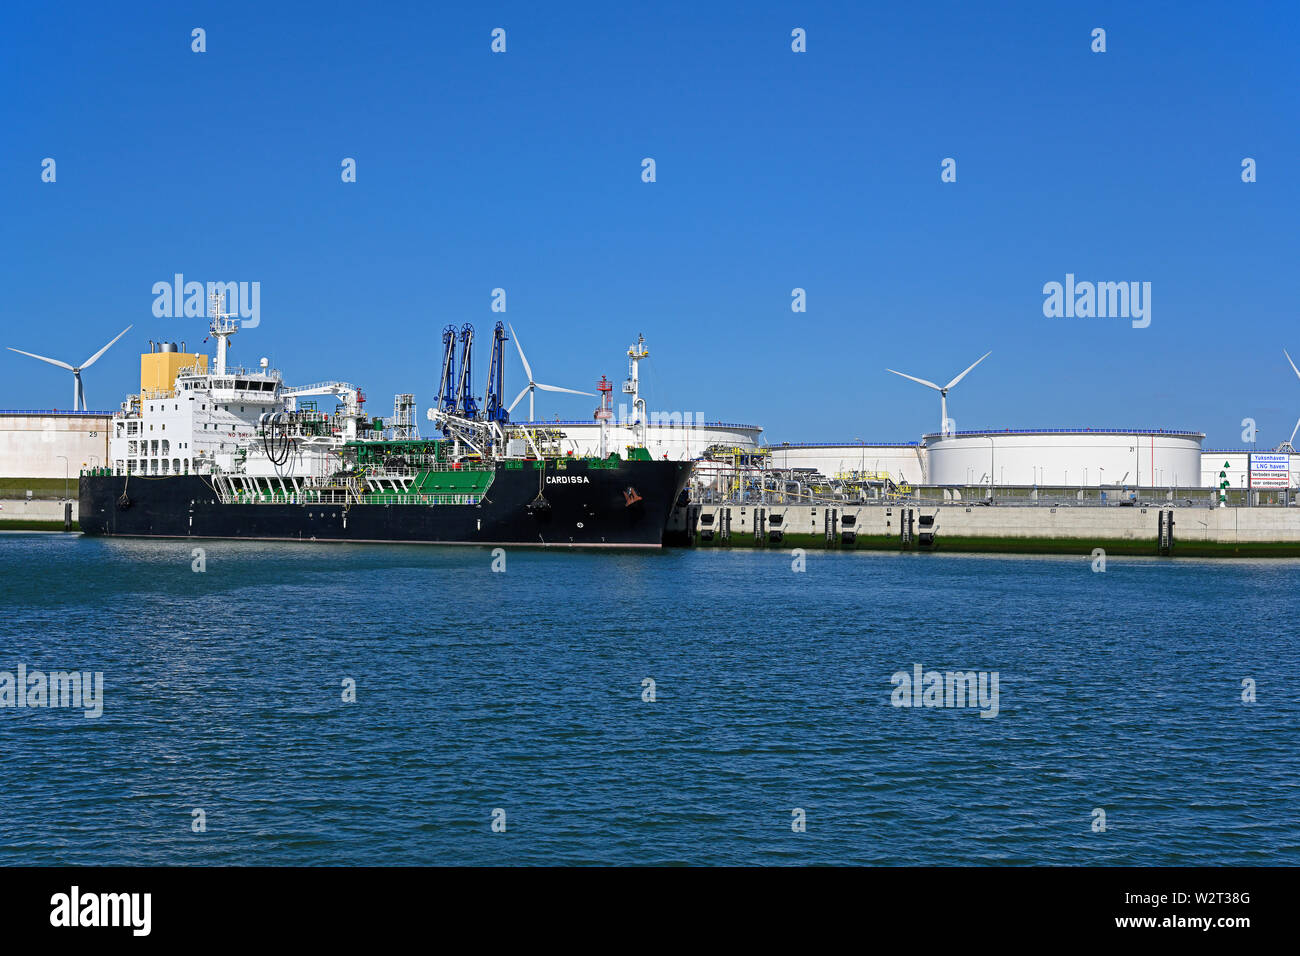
79,459,691,548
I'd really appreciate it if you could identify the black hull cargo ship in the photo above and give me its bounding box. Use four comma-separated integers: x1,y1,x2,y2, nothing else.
80,451,691,548
80,315,692,548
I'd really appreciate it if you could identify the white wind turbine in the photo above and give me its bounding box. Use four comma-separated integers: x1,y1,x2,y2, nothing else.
8,325,133,411
886,351,991,437
1278,349,1300,453
506,323,593,422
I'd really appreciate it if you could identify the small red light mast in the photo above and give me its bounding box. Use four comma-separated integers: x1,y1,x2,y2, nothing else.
594,375,614,457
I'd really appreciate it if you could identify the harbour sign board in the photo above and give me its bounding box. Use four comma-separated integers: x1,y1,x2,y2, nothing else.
1249,453,1291,488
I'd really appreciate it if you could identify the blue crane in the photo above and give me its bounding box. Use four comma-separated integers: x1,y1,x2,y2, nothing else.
483,321,509,423
436,325,458,415
455,323,478,419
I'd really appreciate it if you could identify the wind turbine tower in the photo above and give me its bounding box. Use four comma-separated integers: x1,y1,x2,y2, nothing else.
506,323,593,421
1278,349,1300,453
885,351,992,437
7,325,134,411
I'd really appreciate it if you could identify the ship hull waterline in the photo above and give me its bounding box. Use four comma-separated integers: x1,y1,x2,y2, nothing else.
78,459,691,549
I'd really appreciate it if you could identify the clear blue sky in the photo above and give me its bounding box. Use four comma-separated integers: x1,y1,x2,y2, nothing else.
4,1,1298,448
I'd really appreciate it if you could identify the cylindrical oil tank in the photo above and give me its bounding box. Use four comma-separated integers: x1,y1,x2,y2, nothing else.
925,428,1204,488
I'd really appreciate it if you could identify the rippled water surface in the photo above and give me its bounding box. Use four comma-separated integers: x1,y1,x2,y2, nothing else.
1,532,1297,865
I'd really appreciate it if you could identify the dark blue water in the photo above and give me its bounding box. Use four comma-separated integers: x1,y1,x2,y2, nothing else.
1,532,1296,865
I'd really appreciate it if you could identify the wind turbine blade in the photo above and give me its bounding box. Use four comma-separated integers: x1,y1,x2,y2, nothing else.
507,385,531,413
1290,415,1300,447
7,347,73,371
945,351,992,390
81,325,133,369
508,323,533,383
885,368,942,391
1285,349,1300,382
535,383,595,397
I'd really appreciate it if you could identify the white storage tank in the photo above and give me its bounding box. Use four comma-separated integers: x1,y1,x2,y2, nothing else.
925,428,1204,488
765,442,925,485
0,410,112,478
541,419,762,460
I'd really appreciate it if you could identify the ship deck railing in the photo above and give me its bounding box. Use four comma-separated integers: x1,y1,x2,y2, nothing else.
218,489,479,506
360,492,479,506
351,462,495,477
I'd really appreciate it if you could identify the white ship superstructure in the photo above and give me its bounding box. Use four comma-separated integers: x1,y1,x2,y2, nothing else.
109,294,368,482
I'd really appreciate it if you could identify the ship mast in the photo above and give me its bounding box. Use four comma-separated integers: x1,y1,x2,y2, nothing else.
623,334,648,449
594,375,613,458
209,290,238,375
